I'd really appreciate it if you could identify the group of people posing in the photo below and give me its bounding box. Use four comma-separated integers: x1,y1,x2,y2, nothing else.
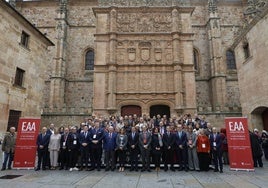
35,114,229,173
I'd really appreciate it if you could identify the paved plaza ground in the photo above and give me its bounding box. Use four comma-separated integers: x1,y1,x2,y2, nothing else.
0,160,267,188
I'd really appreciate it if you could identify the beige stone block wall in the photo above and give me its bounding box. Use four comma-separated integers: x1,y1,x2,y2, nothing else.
0,2,52,133
235,12,268,131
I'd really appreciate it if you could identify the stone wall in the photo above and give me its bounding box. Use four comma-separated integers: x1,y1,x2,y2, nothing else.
14,0,246,128
234,8,268,130
0,1,53,132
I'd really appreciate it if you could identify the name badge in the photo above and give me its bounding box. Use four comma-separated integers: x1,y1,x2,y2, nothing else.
73,140,77,145
63,142,66,146
202,144,206,148
93,134,97,139
188,140,192,145
213,142,216,147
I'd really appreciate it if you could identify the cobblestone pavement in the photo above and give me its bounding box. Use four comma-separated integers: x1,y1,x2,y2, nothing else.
0,161,267,188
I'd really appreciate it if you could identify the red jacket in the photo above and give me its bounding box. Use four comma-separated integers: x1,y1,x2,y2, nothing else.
196,135,210,153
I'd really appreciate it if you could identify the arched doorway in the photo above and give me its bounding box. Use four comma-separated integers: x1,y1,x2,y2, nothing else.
121,105,142,117
262,108,268,131
150,105,170,119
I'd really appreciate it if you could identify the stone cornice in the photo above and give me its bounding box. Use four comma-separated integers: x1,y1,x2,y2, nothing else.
93,6,195,16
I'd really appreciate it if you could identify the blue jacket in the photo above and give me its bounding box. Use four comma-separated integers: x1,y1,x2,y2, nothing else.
174,131,187,148
209,133,223,151
36,133,50,150
103,132,117,151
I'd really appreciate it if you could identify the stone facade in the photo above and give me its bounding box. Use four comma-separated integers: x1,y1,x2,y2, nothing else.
11,0,251,128
233,1,268,131
0,0,53,133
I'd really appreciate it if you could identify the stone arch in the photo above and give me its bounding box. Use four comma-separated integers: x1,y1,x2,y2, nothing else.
146,100,174,119
250,106,268,131
117,100,145,116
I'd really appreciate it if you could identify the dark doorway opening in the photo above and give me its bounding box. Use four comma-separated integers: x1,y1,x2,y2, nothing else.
7,110,21,131
150,105,170,119
121,105,142,117
262,108,268,131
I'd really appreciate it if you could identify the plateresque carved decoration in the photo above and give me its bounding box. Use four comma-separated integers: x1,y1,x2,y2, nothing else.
98,0,189,7
116,13,172,32
128,48,136,61
139,42,152,62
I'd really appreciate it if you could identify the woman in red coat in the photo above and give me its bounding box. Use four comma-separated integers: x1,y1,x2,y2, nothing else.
196,129,211,171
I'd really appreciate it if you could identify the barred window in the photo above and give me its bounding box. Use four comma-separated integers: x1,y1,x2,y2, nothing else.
226,50,236,69
85,50,94,70
14,67,25,87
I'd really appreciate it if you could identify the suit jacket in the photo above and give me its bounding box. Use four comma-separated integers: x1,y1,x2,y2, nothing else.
103,132,117,151
162,132,175,150
116,134,128,150
67,132,79,150
60,133,71,149
36,133,50,150
2,132,16,153
209,133,223,151
174,131,187,148
79,131,91,149
128,132,139,151
139,131,152,150
186,132,198,148
90,128,104,148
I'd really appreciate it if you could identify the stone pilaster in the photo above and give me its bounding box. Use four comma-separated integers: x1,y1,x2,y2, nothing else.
49,0,68,112
207,0,226,111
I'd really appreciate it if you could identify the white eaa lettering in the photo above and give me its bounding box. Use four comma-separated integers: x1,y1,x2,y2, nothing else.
229,121,245,132
21,122,36,131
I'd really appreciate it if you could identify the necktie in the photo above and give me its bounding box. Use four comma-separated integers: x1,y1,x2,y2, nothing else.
132,133,135,140
110,133,112,138
143,133,147,144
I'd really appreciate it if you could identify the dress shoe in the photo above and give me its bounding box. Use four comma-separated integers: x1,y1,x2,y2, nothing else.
170,168,175,172
97,168,101,171
35,168,40,171
130,168,134,172
147,169,151,172
135,168,139,172
1,168,5,171
220,169,223,173
88,168,95,171
111,168,115,171
141,168,145,172
7,167,12,170
59,167,63,170
105,168,110,171
178,168,183,171
214,169,219,172
79,168,83,171
42,168,46,171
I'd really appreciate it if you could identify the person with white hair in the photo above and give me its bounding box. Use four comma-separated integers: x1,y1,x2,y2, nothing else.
1,127,16,171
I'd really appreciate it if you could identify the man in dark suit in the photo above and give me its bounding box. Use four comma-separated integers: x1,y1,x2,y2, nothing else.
139,126,152,172
59,127,71,170
79,125,91,171
36,127,50,171
162,126,176,171
175,124,188,171
103,126,117,171
67,126,80,171
89,120,104,171
210,127,223,173
128,126,139,171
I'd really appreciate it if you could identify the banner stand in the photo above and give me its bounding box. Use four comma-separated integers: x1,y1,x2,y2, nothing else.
13,118,40,169
225,117,254,171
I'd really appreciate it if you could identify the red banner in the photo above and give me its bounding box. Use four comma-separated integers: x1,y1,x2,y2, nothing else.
225,117,254,171
13,118,40,169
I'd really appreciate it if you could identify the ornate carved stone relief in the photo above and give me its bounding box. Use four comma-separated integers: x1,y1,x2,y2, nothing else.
116,40,173,65
116,13,172,33
98,0,189,7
